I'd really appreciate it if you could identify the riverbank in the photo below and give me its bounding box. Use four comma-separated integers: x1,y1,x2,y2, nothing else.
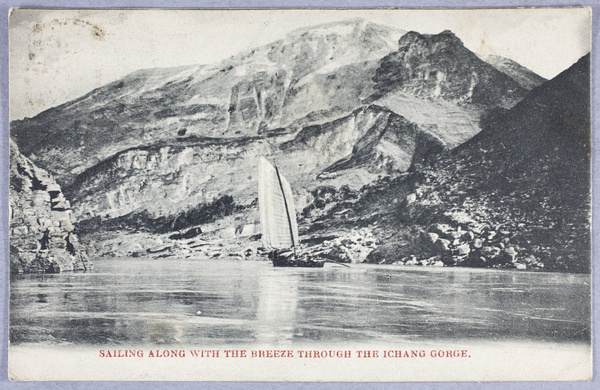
76,222,589,274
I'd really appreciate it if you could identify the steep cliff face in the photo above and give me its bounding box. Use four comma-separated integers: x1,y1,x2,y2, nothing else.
64,105,435,234
64,135,278,224
283,105,443,179
9,140,91,273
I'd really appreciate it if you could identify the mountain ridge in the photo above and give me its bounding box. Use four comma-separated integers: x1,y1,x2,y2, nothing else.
11,19,406,187
9,21,578,270
484,54,547,90
360,53,591,272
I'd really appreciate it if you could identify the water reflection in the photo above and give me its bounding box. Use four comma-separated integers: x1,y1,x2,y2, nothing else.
255,272,299,344
9,258,591,346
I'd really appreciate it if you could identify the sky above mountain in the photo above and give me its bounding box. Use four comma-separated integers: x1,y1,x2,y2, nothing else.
9,8,591,121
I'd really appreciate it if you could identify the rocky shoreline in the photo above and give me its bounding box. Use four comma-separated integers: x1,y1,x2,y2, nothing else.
366,219,543,271
79,220,548,273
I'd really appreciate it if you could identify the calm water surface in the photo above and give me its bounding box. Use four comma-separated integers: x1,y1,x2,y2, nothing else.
10,257,590,346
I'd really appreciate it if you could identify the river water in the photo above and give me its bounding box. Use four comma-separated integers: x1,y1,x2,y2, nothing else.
9,257,591,347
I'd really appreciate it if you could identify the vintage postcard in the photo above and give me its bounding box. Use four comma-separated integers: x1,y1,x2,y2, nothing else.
7,7,592,381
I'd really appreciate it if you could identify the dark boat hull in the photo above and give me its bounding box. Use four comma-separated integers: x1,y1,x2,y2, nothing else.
272,257,325,268
269,250,325,268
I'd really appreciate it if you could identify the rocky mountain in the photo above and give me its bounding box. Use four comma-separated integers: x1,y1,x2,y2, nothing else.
371,31,527,107
352,54,590,273
10,20,555,266
367,30,530,150
485,55,547,90
9,140,91,273
11,19,405,186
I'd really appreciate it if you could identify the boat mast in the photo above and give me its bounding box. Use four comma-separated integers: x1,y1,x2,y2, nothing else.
274,165,297,254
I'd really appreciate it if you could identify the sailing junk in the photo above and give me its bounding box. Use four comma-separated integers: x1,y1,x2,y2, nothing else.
258,157,323,267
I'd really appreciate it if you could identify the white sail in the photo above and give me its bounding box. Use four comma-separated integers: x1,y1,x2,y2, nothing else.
258,156,299,249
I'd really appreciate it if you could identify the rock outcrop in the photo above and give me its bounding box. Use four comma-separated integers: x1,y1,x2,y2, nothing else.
367,31,540,150
372,31,527,108
362,54,591,273
9,140,91,273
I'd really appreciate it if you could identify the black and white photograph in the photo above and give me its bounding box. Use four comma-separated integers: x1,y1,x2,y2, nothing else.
6,7,593,381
